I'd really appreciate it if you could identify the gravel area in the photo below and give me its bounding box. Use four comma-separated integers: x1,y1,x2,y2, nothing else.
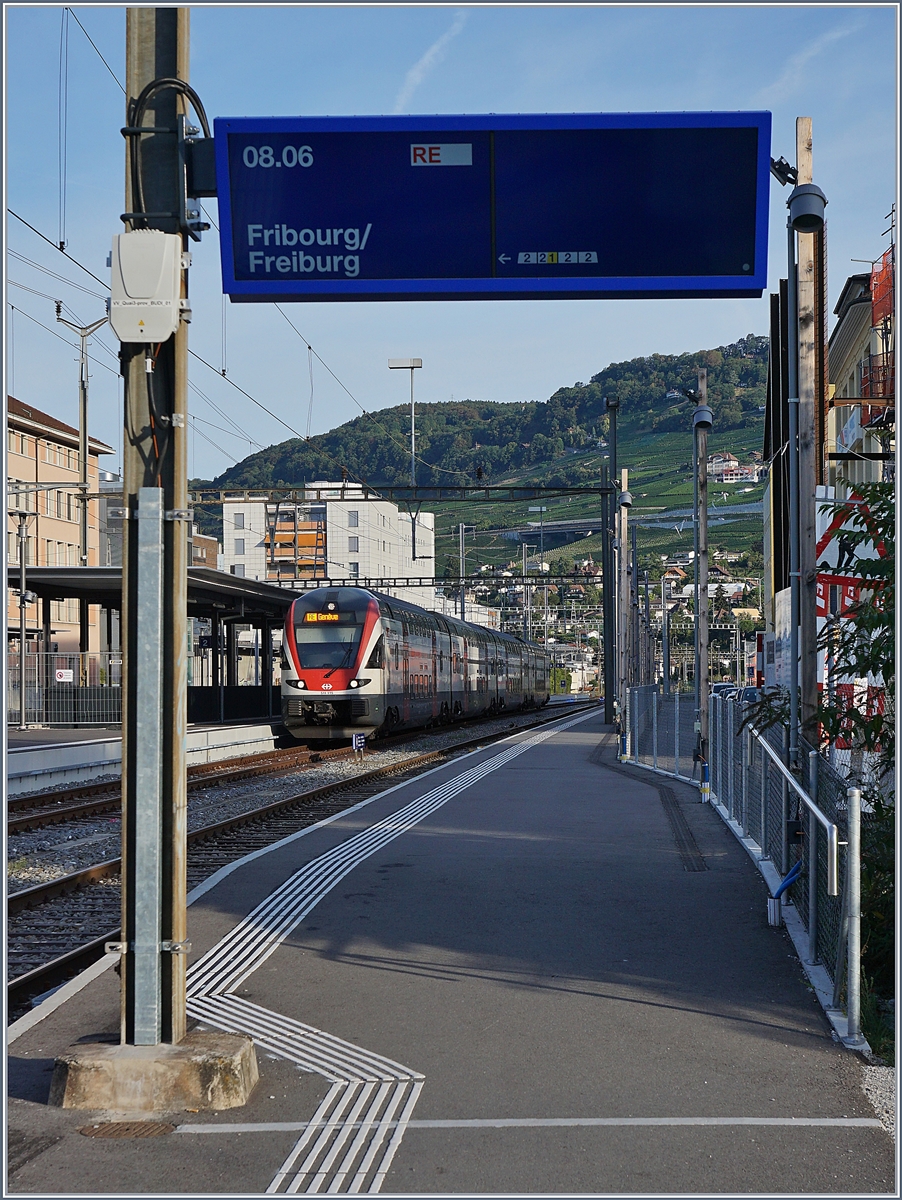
8,706,589,891
10,771,121,802
861,1064,896,1141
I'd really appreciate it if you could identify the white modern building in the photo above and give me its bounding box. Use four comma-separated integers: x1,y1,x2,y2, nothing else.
218,484,510,628
220,484,434,585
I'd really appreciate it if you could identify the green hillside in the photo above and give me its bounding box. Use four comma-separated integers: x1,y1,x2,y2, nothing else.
192,334,768,572
199,333,767,492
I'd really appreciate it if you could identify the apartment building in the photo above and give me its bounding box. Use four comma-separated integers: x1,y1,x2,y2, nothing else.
7,396,114,652
827,259,895,493
220,483,435,594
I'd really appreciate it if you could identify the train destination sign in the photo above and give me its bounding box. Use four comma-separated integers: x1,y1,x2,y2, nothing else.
214,112,771,302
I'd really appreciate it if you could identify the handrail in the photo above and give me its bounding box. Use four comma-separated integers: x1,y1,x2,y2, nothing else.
748,726,839,895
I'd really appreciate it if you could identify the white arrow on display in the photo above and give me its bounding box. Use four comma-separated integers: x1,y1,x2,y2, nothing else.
498,253,510,263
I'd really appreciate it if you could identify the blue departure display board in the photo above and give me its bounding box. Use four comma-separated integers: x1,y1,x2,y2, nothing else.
214,112,771,301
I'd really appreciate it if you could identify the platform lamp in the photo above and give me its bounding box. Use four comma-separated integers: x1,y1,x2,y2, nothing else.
388,359,423,488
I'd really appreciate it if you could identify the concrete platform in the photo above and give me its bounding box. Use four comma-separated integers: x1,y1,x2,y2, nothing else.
6,720,283,795
7,711,894,1194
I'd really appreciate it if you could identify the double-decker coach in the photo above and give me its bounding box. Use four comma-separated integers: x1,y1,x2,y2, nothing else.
281,587,550,740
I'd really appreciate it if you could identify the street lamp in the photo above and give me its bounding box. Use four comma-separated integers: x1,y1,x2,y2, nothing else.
56,308,107,653
785,181,827,766
388,358,422,488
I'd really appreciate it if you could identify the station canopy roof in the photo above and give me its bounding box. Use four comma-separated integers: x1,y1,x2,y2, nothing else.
6,566,297,621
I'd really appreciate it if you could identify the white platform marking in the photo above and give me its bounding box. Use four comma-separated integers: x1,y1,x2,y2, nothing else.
186,710,597,1193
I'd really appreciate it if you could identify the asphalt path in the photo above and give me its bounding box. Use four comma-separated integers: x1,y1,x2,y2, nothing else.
7,711,893,1195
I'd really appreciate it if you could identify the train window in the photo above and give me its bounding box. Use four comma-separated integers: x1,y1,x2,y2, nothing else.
365,636,385,669
293,609,366,669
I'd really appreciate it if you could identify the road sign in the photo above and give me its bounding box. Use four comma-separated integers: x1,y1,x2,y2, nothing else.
352,733,366,751
214,112,771,302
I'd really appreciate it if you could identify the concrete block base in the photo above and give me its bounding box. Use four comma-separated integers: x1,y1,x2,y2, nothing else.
48,1031,258,1112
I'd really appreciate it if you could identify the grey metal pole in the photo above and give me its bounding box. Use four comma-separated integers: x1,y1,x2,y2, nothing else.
133,487,165,1043
459,523,465,622
601,464,615,721
630,522,639,688
693,422,700,718
540,509,547,645
786,217,801,767
695,376,711,766
617,470,629,724
661,575,670,696
522,541,528,640
605,396,619,719
807,750,819,964
18,512,28,730
845,786,863,1043
410,367,416,489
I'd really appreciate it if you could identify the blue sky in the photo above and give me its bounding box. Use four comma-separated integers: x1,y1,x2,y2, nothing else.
4,3,897,480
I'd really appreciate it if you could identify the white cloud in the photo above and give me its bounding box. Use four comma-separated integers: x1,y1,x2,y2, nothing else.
756,22,862,104
393,10,469,114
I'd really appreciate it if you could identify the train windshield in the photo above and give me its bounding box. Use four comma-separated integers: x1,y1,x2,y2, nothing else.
293,610,366,670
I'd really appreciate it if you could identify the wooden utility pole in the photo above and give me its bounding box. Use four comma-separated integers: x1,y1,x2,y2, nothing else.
120,7,190,1045
796,117,819,738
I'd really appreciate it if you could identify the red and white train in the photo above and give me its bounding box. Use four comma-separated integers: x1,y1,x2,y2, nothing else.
281,587,551,740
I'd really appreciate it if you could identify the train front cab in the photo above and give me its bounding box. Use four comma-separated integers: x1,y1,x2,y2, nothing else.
281,589,386,741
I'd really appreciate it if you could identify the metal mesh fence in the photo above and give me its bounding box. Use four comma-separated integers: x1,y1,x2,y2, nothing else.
7,652,123,726
626,688,865,995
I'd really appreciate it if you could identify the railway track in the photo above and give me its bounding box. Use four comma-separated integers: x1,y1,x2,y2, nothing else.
7,703,598,1020
8,707,571,833
8,741,361,833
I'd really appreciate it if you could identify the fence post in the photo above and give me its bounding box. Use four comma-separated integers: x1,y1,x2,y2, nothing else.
674,688,680,779
781,726,789,875
760,739,768,859
741,724,749,832
652,690,658,770
845,786,864,1044
806,750,819,964
633,689,639,764
727,703,735,819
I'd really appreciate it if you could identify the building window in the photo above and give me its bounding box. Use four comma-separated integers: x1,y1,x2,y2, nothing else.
234,512,245,529
348,536,359,553
231,564,246,577
348,562,360,578
234,538,245,555
348,511,359,528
